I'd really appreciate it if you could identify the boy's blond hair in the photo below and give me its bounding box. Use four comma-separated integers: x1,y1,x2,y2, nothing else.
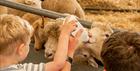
0,14,33,55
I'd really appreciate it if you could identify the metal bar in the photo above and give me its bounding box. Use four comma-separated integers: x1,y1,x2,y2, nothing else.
0,0,92,28
85,7,140,12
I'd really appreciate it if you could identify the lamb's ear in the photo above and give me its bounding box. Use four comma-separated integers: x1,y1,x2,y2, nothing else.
111,27,121,33
32,19,41,31
88,57,98,68
106,23,114,33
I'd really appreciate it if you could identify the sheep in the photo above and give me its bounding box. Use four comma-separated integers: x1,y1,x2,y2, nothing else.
74,22,113,68
32,17,61,51
34,18,113,68
41,0,85,19
0,6,8,15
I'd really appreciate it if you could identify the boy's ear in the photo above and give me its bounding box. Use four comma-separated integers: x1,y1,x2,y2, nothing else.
16,43,25,56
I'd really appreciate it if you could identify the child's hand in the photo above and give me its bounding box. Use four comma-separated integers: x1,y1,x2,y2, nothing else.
60,20,77,35
68,29,83,57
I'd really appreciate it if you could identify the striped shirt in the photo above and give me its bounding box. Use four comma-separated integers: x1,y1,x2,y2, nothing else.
0,63,45,71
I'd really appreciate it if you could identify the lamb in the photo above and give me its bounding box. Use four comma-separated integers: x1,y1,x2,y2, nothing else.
0,6,8,15
41,0,85,19
74,22,113,68
33,0,86,47
34,18,113,68
32,17,61,51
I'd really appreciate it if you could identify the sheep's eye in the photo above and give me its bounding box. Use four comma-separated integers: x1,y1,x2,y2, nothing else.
41,0,44,1
105,34,109,37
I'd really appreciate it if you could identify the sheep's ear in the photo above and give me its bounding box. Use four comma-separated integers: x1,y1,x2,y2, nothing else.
106,23,114,33
32,20,40,31
88,57,98,68
111,27,121,33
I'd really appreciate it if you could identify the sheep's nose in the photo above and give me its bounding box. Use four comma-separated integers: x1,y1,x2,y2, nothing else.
47,53,53,57
45,52,54,59
82,53,89,58
81,52,90,58
83,54,88,58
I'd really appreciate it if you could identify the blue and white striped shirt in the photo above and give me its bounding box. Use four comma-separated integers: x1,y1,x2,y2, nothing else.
0,63,45,71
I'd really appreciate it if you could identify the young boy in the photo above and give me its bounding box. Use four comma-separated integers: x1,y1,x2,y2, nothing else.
0,14,83,71
101,31,140,71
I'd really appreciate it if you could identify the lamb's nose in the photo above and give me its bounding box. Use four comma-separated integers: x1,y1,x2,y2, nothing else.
83,53,89,58
47,53,53,57
45,52,54,59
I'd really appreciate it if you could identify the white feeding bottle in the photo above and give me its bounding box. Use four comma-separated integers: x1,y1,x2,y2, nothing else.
63,15,89,42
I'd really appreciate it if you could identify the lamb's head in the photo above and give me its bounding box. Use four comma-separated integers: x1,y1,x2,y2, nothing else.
44,18,64,60
74,44,92,62
74,22,113,68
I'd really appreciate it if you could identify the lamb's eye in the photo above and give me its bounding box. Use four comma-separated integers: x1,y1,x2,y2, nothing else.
105,34,109,37
41,0,44,1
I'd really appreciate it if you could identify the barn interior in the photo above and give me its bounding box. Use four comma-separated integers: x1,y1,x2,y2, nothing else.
0,0,140,71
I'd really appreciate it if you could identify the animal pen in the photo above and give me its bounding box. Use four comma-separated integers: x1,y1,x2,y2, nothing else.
0,0,140,71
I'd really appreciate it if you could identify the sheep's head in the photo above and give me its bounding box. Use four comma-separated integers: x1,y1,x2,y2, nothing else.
43,18,64,60
74,22,113,68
